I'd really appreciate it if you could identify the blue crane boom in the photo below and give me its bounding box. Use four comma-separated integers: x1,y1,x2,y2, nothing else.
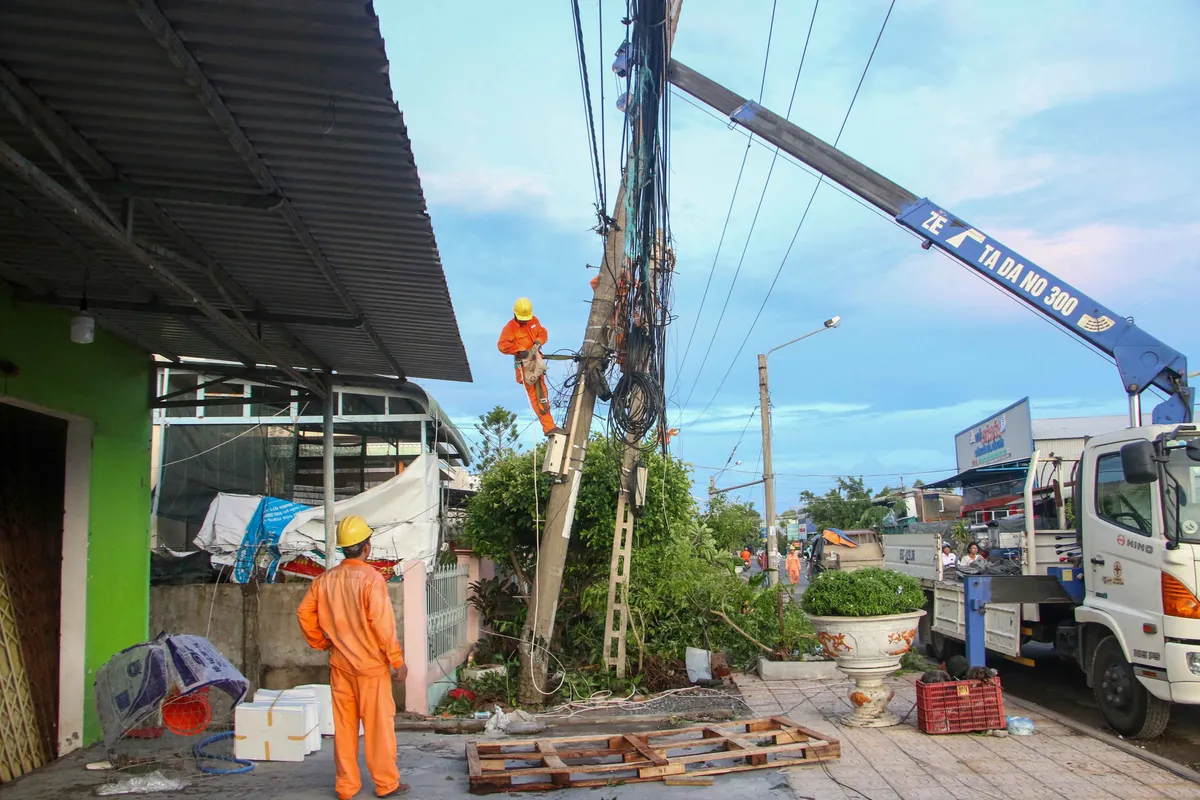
665,59,1192,425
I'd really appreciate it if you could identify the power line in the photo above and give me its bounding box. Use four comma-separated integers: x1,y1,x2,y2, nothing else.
571,0,606,224
673,0,779,392
714,403,759,483
685,0,897,428
680,0,821,410
691,464,959,479
598,0,607,212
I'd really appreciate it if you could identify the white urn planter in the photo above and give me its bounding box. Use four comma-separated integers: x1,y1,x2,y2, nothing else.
806,610,926,727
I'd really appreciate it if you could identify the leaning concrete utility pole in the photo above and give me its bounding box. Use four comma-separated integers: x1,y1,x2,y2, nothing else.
517,0,682,704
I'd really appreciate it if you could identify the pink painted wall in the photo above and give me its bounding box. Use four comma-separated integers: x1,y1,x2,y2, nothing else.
400,559,428,714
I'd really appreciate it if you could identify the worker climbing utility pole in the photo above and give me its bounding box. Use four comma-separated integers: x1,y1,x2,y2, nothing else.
516,0,682,705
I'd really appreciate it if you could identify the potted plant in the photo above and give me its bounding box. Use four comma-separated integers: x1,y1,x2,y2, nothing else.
801,568,926,727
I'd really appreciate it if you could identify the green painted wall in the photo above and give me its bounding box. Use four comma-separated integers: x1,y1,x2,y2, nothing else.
0,286,151,744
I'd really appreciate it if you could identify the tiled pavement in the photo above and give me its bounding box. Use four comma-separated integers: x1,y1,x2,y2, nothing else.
735,672,1200,800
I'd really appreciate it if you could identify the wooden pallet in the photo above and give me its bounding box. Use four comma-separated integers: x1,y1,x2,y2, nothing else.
466,716,839,793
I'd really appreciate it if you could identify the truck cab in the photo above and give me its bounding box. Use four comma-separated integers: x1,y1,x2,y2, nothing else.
1075,425,1200,736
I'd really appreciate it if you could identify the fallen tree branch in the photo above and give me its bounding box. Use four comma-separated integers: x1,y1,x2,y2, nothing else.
710,611,772,653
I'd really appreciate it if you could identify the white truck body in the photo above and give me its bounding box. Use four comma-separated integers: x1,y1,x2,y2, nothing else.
885,430,1200,737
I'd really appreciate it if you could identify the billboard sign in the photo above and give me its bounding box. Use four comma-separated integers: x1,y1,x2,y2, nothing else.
954,398,1034,472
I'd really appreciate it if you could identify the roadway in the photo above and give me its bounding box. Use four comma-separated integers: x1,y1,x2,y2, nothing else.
992,643,1200,771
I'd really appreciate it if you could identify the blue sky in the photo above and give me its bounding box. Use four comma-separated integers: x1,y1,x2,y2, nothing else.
377,0,1200,510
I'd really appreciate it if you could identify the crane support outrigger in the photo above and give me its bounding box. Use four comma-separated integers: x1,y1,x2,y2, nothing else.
666,58,1200,739
666,59,1192,425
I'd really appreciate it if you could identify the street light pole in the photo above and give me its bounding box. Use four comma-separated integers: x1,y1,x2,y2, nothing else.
759,316,841,586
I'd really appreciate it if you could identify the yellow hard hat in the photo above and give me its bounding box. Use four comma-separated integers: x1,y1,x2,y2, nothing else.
513,297,533,321
336,515,372,548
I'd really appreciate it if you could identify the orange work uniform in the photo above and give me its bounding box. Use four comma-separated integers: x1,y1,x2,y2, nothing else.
786,551,801,585
297,559,404,800
497,315,556,434
740,549,751,567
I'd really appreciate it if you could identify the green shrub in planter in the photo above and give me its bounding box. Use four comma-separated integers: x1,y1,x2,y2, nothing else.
801,568,924,617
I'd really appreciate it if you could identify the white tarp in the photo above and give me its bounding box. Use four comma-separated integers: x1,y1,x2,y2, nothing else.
194,493,265,568
193,454,441,578
279,454,440,567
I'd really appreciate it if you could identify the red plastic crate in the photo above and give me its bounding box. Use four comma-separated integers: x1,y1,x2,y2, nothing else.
916,677,1005,734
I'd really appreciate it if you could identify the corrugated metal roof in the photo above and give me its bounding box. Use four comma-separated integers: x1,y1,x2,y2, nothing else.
0,0,470,384
1032,414,1149,441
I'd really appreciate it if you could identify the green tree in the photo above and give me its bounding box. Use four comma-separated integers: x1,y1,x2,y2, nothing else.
799,477,906,532
460,434,693,592
703,494,761,552
473,405,519,471
461,435,812,682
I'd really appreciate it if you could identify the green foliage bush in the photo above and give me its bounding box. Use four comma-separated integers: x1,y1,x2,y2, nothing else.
801,568,925,617
459,423,812,674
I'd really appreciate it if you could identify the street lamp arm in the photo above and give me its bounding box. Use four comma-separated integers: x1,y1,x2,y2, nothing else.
764,316,841,358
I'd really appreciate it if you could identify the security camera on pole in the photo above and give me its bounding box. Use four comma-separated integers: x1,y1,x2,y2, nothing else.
759,316,841,586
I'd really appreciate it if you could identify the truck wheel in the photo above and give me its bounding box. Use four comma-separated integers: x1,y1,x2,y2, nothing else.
1091,636,1170,739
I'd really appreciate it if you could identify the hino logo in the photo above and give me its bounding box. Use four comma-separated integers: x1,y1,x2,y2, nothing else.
1115,535,1153,555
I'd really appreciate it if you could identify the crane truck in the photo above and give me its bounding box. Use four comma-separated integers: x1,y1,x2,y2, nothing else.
665,59,1198,738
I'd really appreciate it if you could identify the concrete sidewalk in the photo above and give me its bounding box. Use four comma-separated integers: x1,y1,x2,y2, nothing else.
0,726,796,800
7,678,1197,800
736,672,1200,800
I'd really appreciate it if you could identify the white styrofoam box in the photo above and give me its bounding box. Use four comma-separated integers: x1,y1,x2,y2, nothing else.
266,701,320,753
293,684,335,737
252,691,320,753
234,703,309,762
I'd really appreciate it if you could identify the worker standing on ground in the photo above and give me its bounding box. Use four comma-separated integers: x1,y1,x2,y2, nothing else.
297,515,408,799
786,546,802,587
497,298,562,436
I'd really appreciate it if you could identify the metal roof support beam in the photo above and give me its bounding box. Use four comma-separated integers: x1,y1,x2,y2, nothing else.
94,180,283,210
129,0,407,381
0,71,121,227
0,63,114,177
1,189,257,366
0,61,328,374
0,136,326,398
135,205,332,371
153,393,311,410
169,364,408,393
15,291,363,329
153,363,304,395
156,372,245,403
176,316,253,366
0,189,146,295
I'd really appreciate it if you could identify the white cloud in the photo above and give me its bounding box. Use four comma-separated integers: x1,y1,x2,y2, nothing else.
422,169,555,214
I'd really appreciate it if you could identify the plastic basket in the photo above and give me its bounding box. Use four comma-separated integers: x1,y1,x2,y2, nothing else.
916,677,1005,734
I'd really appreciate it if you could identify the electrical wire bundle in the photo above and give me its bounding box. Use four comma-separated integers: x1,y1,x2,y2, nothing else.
605,0,674,449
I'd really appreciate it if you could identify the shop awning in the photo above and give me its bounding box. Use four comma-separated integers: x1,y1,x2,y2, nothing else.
0,0,470,397
924,460,1031,490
